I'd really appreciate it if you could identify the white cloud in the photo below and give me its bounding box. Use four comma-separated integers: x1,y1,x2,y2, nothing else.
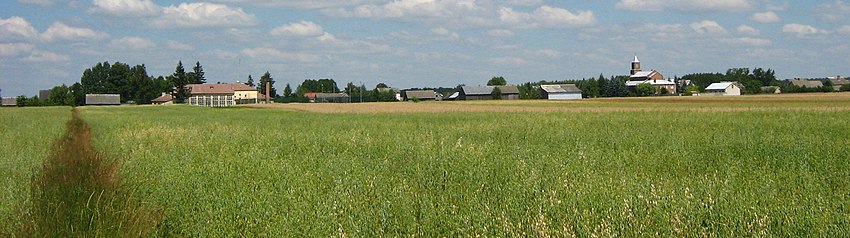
486,29,515,38
690,20,726,34
816,1,850,22
270,21,325,37
90,0,161,17
490,56,528,66
207,0,384,9
17,0,56,7
499,6,596,28
782,23,828,37
40,22,109,42
24,50,70,62
343,0,481,19
431,27,459,41
241,47,322,62
751,11,780,23
0,43,34,56
0,16,39,42
723,37,771,46
166,40,195,50
109,36,156,50
616,0,752,12
152,3,257,28
837,25,850,35
736,24,759,35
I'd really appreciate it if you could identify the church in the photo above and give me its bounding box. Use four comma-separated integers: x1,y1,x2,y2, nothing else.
625,56,677,95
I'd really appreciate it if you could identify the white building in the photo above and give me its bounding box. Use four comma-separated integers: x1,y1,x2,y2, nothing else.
540,84,583,100
704,82,742,96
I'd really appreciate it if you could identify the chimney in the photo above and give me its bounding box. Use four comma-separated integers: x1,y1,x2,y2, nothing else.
265,81,270,104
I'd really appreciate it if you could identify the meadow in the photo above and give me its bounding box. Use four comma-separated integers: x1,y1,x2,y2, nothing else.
3,94,850,236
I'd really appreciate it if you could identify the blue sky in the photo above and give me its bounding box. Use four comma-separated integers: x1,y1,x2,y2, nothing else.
1,0,849,96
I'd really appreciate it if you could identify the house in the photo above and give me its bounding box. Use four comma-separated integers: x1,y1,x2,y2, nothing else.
540,84,583,100
85,94,120,105
186,83,267,107
761,86,781,94
789,79,824,88
625,79,677,94
402,90,439,101
151,93,174,105
1,97,16,106
625,55,677,94
704,82,743,96
305,92,350,103
458,85,520,100
828,76,848,91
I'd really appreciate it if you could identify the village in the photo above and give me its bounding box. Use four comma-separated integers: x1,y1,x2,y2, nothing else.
2,56,848,107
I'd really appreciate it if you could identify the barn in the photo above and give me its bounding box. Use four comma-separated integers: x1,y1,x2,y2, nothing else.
540,84,583,100
705,82,742,96
1,97,16,106
85,94,121,105
458,85,520,100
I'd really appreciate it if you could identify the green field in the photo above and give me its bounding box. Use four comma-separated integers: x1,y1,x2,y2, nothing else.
3,96,850,236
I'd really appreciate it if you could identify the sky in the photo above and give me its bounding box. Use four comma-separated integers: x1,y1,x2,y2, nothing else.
1,0,849,97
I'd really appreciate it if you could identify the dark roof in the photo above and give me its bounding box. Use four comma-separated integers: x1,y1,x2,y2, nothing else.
403,90,438,99
789,79,823,88
540,84,582,93
461,85,519,95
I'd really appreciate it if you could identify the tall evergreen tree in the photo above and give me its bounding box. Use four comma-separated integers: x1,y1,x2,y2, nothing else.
170,61,189,102
187,61,206,84
258,71,277,98
283,83,292,98
245,75,255,87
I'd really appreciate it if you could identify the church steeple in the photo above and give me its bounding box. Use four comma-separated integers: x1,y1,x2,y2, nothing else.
630,55,641,75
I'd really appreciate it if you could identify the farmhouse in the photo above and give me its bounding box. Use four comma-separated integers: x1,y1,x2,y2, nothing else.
829,76,848,91
540,84,583,100
85,94,120,105
789,79,823,88
151,93,174,105
626,56,677,94
186,83,267,107
402,90,440,101
458,85,520,100
1,97,16,106
705,82,743,96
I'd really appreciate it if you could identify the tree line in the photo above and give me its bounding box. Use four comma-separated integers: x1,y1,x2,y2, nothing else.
7,63,846,107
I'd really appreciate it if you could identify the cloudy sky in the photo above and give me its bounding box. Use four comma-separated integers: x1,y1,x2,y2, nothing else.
1,0,849,96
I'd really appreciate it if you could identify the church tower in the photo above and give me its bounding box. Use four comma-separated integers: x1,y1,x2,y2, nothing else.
630,55,641,75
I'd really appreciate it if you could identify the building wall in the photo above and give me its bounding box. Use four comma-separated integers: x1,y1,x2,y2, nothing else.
725,85,741,96
85,94,120,105
187,94,235,107
546,92,582,100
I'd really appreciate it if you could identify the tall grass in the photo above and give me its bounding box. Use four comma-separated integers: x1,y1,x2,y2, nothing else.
79,104,850,236
0,107,69,233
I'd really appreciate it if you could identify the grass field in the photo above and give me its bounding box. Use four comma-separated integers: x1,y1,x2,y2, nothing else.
3,94,850,236
0,107,71,232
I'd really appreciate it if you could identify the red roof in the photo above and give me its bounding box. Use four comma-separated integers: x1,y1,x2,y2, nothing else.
188,83,256,95
152,94,173,102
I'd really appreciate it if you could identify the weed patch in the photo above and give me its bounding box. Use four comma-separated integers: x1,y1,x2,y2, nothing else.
12,108,159,237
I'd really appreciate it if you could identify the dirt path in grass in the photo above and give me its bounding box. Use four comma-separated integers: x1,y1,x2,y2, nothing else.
12,108,158,237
